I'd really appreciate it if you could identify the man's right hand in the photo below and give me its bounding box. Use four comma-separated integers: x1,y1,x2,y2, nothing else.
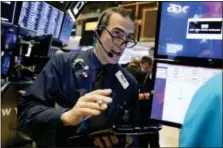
61,89,112,126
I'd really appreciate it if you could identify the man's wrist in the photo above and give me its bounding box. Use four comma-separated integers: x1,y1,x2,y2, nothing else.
61,111,70,126
61,110,80,126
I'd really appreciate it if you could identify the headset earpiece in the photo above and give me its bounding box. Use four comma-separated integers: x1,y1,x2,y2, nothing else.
95,27,102,37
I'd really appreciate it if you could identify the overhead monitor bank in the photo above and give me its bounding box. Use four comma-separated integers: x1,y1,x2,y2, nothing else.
18,2,64,38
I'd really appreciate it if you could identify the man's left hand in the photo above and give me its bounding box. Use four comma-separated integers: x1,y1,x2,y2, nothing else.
94,135,118,148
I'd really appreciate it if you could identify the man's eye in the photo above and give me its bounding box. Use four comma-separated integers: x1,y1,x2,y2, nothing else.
113,30,123,37
127,36,134,41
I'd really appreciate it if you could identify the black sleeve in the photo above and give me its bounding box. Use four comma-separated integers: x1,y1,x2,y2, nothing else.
126,67,145,87
127,81,140,147
18,55,76,146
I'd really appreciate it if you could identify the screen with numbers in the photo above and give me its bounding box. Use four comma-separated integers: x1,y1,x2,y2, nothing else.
18,2,64,38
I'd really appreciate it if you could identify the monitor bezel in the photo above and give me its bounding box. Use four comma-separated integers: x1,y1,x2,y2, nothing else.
150,59,222,128
1,1,17,24
154,2,223,66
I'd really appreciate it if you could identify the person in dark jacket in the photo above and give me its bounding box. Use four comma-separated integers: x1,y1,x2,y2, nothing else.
18,7,140,147
126,56,160,147
126,57,144,85
138,56,160,148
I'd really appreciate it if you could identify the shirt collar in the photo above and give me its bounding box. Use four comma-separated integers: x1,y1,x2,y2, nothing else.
90,49,119,73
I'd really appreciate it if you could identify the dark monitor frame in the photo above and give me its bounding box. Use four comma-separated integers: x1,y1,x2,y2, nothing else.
150,59,222,128
1,1,17,24
154,2,222,67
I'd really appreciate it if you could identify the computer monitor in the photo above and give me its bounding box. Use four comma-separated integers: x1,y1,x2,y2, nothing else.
18,2,64,38
150,61,221,127
1,1,16,24
59,13,74,45
1,29,17,51
1,54,12,78
155,2,223,61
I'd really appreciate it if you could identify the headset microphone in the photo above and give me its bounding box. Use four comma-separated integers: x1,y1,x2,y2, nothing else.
107,51,114,58
95,31,114,58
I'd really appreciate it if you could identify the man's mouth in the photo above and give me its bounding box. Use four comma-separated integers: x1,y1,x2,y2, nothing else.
111,50,122,56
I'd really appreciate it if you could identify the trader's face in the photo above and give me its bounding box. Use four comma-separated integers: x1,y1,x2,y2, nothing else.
98,13,135,64
140,62,152,74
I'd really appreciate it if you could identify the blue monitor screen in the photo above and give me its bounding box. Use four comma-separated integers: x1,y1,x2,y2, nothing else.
18,2,64,38
2,28,17,51
5,32,17,49
156,2,223,60
59,14,74,45
1,55,11,77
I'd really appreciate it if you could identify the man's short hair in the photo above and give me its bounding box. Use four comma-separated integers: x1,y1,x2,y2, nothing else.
128,57,140,68
140,56,153,65
97,7,134,28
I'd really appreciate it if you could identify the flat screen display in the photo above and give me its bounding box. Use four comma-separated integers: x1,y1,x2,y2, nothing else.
18,2,64,38
4,31,17,50
59,13,74,45
156,2,223,60
151,62,221,127
1,54,12,77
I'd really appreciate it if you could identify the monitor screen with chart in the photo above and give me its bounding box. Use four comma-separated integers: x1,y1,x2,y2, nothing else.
150,61,221,127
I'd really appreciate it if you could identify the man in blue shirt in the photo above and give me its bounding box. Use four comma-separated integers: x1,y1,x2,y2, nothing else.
18,7,139,147
180,72,222,147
